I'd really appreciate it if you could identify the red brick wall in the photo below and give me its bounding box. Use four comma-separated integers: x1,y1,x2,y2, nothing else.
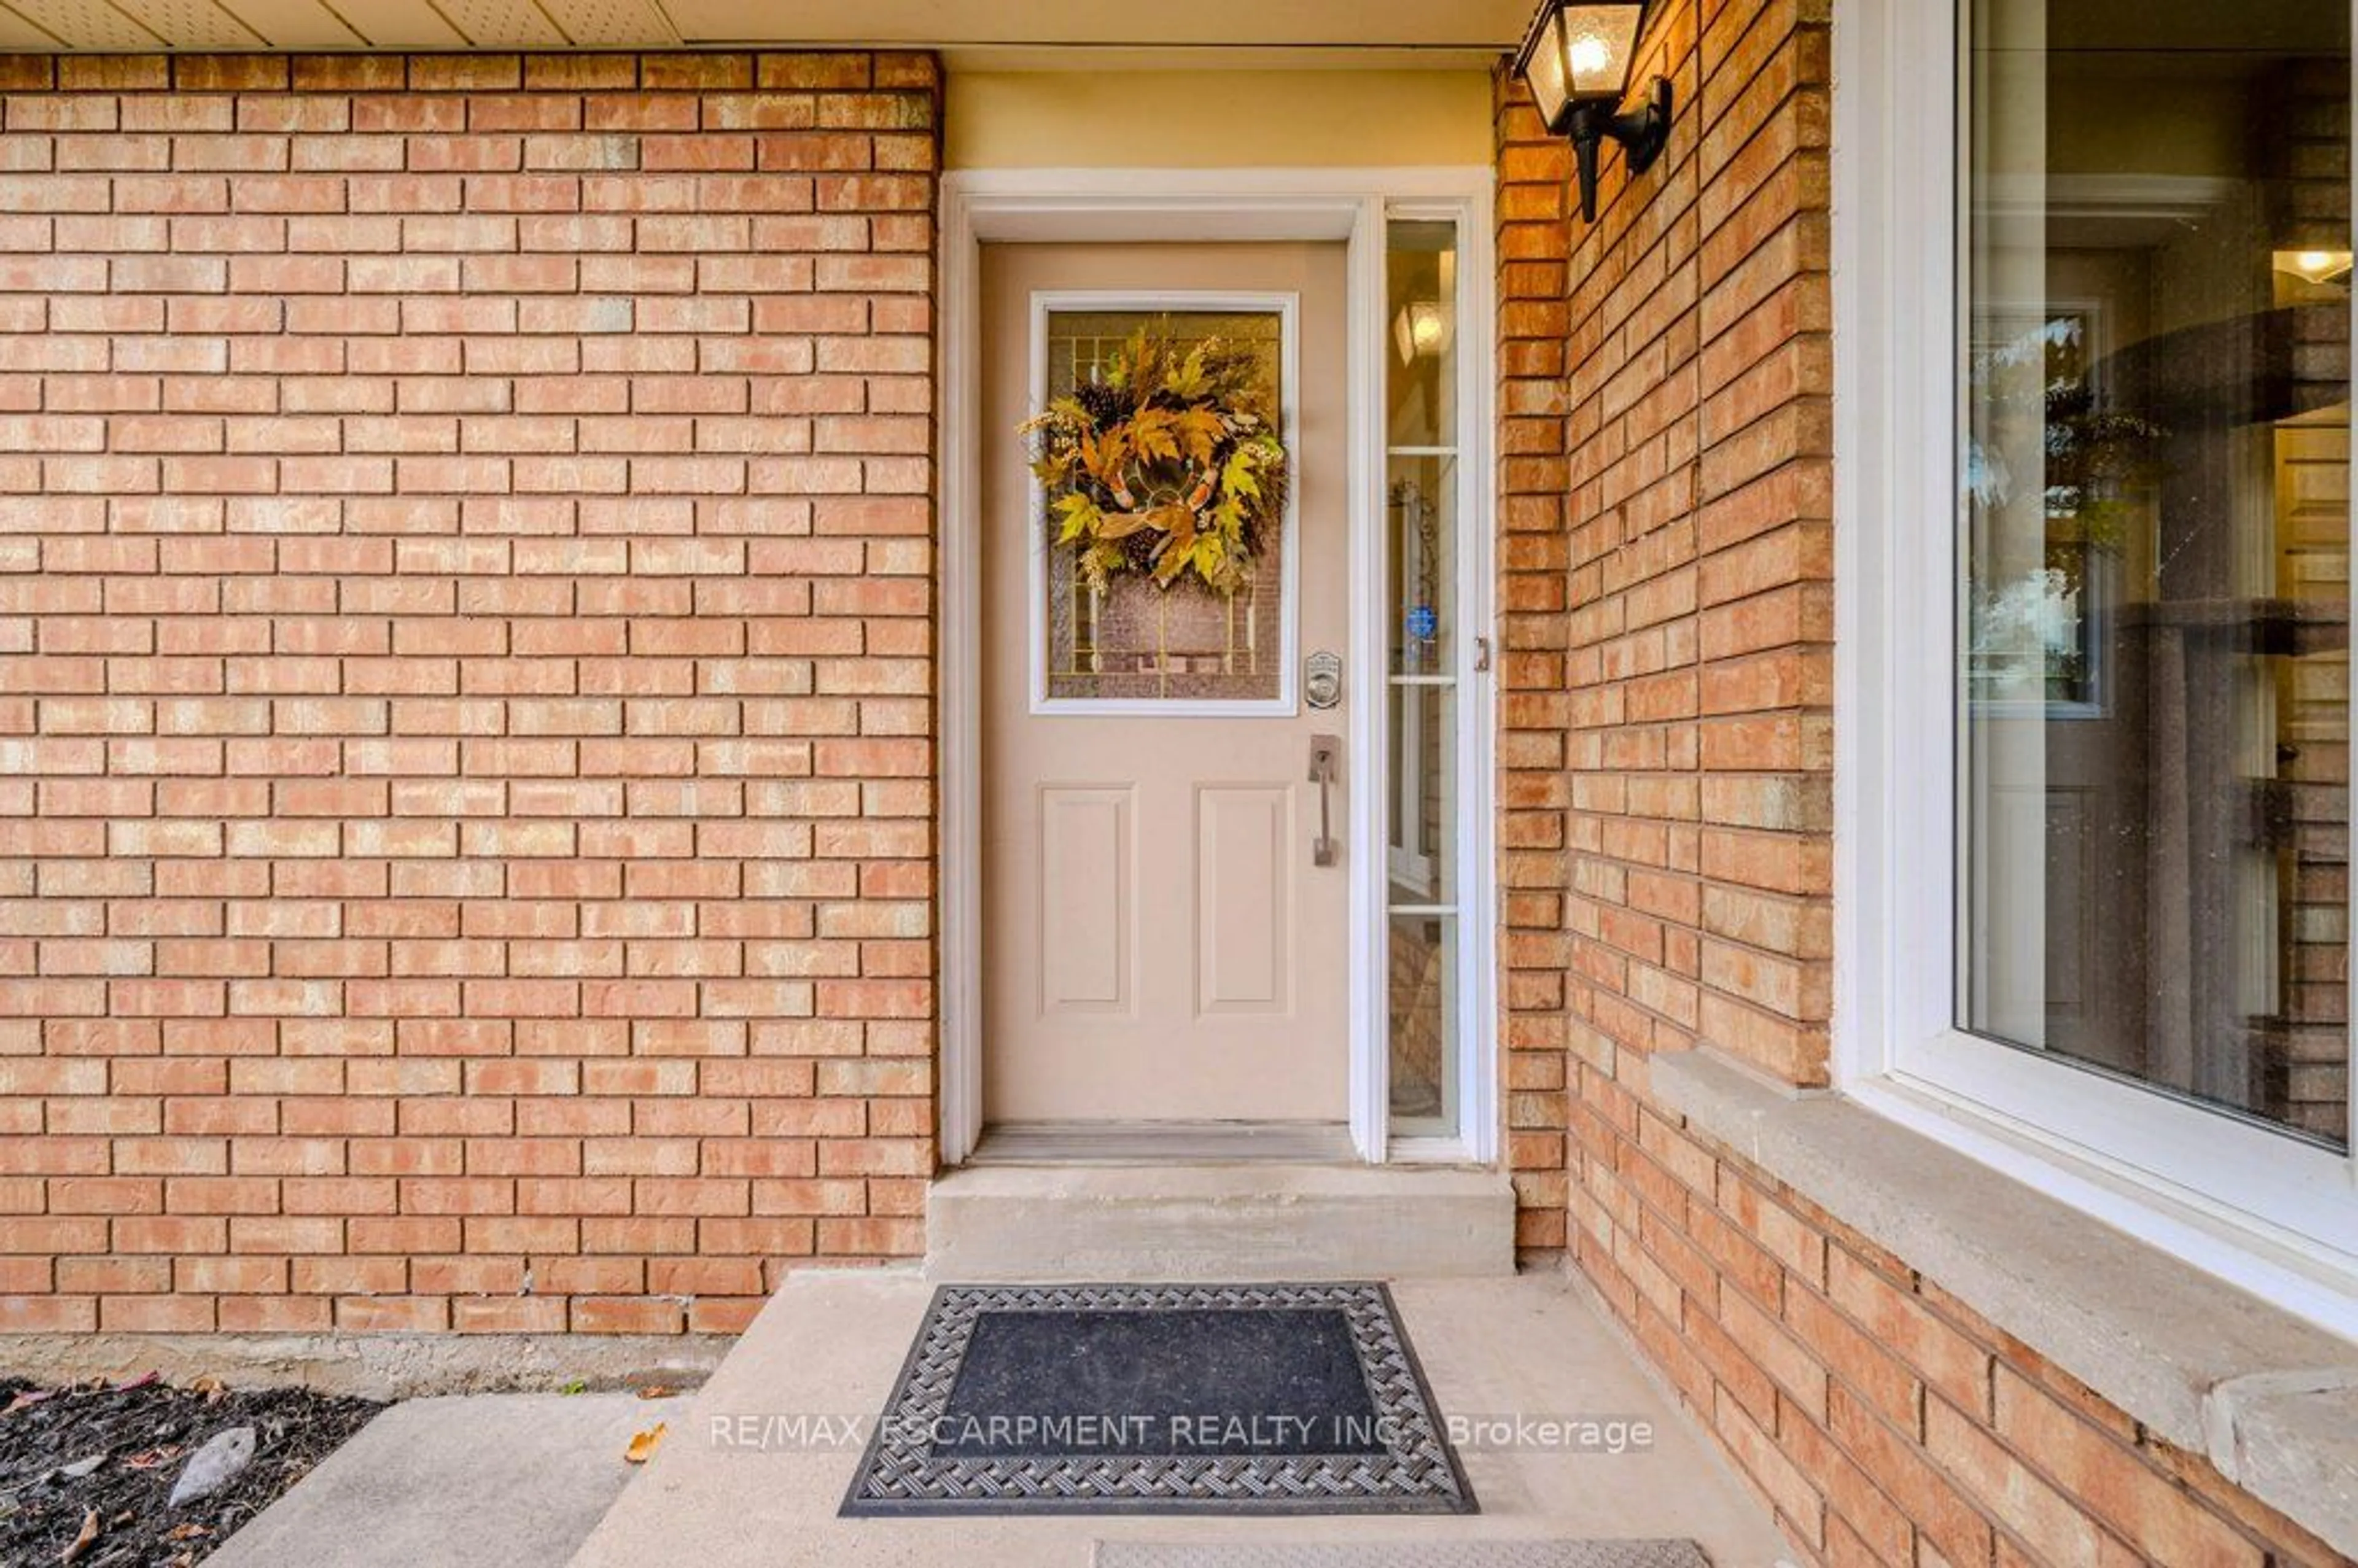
1497,76,1579,1257
1498,1,2343,1561
0,50,938,1338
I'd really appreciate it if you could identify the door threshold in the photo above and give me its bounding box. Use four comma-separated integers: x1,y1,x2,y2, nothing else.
969,1120,1356,1166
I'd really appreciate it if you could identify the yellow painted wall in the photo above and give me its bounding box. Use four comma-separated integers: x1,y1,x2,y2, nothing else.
945,69,1495,169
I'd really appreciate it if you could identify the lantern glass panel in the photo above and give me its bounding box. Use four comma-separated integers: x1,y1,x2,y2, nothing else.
1519,9,1571,126
1559,4,1643,98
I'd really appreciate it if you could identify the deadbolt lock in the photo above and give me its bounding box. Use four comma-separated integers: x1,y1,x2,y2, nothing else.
1305,651,1342,710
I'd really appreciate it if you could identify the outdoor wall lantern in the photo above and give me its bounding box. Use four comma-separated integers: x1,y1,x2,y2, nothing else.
2276,249,2356,287
1515,0,1673,223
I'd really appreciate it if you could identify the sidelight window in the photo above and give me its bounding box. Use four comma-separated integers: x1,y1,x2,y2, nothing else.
1385,218,1469,1139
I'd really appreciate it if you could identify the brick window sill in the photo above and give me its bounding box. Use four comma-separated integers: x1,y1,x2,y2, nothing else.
1651,1047,2358,1559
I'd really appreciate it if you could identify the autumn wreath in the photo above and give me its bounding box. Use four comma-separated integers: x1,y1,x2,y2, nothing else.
1019,324,1288,596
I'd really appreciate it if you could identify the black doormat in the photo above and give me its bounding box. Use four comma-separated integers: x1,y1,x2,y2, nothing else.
840,1283,1476,1517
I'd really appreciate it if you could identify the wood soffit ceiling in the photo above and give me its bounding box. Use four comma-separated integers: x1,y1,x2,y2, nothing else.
0,0,1533,55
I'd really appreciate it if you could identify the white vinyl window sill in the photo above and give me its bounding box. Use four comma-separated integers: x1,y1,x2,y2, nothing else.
1650,1047,2358,1559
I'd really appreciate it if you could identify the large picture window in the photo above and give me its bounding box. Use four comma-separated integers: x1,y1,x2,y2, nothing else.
1841,0,2358,1325
1961,0,2351,1149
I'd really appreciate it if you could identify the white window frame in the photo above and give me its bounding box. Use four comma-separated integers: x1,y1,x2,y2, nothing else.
1834,0,2358,1338
1383,202,1485,1154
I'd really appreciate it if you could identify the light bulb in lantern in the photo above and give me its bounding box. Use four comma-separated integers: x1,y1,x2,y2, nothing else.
1557,4,1643,93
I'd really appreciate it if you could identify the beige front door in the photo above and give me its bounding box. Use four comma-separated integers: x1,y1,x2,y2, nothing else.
979,241,1352,1125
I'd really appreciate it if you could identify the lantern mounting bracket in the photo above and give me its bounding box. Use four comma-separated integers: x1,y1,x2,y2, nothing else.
1563,76,1672,224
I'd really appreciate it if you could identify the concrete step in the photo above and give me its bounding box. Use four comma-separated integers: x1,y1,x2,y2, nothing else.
924,1162,1517,1281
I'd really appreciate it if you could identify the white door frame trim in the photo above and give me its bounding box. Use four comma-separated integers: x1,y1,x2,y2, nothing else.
936,165,1499,1169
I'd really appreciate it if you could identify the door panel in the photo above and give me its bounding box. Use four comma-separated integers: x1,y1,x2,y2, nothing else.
1196,783,1291,1015
981,241,1351,1125
1037,785,1133,1015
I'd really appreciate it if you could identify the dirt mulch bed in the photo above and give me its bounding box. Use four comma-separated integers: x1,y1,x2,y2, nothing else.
0,1375,383,1567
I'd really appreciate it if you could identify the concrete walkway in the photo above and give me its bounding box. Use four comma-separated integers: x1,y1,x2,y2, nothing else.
210,1390,689,1568
568,1270,1796,1568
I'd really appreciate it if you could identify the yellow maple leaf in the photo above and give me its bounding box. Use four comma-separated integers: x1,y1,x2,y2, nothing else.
625,1422,667,1464
1127,407,1180,465
1054,492,1102,545
1164,341,1214,401
1173,408,1224,465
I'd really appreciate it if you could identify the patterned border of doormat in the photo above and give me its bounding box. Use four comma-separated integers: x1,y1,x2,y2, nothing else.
1093,1545,1711,1568
839,1283,1476,1517
1091,1542,1713,1567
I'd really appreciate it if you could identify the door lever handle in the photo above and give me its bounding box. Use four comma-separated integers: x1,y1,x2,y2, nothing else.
1308,734,1340,868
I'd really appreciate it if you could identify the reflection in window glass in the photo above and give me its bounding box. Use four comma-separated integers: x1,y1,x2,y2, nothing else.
1390,914,1457,1126
1388,679,1457,906
1962,0,2352,1147
1391,456,1457,678
1388,222,1458,450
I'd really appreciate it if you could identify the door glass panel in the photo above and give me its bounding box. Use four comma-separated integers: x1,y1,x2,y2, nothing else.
1039,308,1288,705
1389,913,1458,1128
1385,218,1464,1139
1390,455,1458,678
1387,221,1458,448
1961,0,2352,1147
1387,680,1457,906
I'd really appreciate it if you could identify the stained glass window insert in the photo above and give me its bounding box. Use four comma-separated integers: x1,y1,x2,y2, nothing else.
1038,309,1289,706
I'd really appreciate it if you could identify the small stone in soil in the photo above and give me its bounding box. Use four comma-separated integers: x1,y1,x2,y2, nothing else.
169,1427,257,1508
0,1375,381,1566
